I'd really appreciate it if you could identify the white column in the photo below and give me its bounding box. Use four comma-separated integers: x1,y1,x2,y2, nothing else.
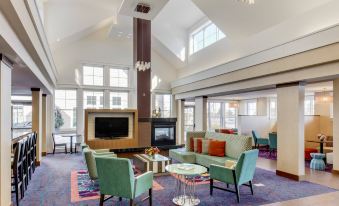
195,96,207,131
276,82,305,180
31,88,43,165
333,78,339,172
76,88,84,137
41,94,47,156
103,89,110,109
46,94,54,153
0,56,12,206
176,100,185,144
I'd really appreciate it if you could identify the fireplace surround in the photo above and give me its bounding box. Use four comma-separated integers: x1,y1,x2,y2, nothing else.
150,118,177,147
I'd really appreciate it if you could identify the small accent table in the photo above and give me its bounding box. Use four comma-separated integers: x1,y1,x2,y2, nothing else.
165,163,207,206
133,154,171,175
310,153,326,171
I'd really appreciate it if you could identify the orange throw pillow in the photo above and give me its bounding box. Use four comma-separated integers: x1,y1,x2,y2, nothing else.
208,140,226,157
189,137,194,151
197,139,203,153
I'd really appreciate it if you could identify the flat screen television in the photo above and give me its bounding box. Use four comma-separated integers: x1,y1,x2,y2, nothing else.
95,117,129,139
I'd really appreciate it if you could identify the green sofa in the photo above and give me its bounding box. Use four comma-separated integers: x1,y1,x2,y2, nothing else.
169,131,252,168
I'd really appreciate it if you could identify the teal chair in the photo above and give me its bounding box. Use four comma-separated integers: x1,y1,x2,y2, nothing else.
268,133,277,157
83,147,116,180
210,149,259,203
252,130,269,149
95,156,153,206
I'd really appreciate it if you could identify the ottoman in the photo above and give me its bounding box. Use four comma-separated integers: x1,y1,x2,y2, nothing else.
305,148,318,160
310,153,326,170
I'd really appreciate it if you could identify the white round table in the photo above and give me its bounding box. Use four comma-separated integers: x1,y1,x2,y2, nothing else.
165,163,207,206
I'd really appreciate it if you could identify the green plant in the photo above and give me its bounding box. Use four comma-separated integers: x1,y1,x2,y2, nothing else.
54,107,64,129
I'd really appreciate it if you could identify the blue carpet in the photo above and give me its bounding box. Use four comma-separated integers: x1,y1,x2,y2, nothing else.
14,154,336,206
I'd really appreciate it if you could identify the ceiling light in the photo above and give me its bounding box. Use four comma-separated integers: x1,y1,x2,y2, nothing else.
238,0,255,5
56,38,61,42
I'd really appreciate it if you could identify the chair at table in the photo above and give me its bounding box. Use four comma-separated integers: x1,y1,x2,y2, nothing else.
252,130,269,149
210,149,259,203
95,156,153,206
83,147,116,181
268,133,277,157
11,141,26,206
52,133,67,154
73,134,82,153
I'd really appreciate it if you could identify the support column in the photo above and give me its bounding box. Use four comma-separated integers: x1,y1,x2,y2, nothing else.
176,99,185,144
46,94,54,153
276,82,305,181
76,89,84,137
0,55,12,206
41,94,47,156
195,96,207,131
31,88,43,165
333,78,339,172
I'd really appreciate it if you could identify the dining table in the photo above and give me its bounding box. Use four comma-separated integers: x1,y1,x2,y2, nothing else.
305,140,333,153
59,133,81,154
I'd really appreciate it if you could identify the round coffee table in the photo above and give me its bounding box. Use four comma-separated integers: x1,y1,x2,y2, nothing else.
165,163,207,206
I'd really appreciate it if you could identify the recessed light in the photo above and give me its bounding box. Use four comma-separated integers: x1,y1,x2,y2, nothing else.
118,31,123,34
117,34,122,37
56,38,61,42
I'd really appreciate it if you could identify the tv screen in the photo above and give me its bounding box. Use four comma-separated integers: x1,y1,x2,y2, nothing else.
95,117,129,139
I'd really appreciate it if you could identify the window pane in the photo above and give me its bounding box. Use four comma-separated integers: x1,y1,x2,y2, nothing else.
83,91,103,109
110,92,128,109
154,94,172,117
83,66,103,86
207,102,221,130
54,89,77,130
110,68,128,87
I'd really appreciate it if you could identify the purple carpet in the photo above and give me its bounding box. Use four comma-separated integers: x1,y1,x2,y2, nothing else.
258,150,333,173
14,154,336,206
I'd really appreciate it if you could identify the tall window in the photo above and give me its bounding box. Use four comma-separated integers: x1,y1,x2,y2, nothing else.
55,90,77,130
224,103,237,129
269,97,277,119
190,21,225,54
207,102,222,130
110,92,128,109
154,94,172,117
110,68,128,87
83,91,104,109
12,104,32,128
305,95,315,115
246,99,257,115
83,66,103,86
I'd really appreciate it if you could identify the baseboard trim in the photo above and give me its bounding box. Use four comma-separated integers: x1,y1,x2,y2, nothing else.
35,161,41,167
276,170,304,181
42,152,47,156
332,169,339,175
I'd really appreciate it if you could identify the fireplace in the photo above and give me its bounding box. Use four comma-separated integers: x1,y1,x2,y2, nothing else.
151,118,176,147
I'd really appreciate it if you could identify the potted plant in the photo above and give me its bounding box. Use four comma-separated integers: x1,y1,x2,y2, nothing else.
145,147,160,158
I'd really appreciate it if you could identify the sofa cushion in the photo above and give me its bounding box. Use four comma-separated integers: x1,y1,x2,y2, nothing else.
209,140,226,157
189,137,194,151
224,135,252,159
197,138,203,153
194,138,203,152
169,148,196,164
185,131,206,151
201,139,210,154
195,153,236,168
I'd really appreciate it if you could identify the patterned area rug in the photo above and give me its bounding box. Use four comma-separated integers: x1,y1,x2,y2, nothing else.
70,170,164,203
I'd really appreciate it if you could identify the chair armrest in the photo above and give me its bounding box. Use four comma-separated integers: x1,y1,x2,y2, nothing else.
94,149,111,153
134,171,153,198
210,164,235,184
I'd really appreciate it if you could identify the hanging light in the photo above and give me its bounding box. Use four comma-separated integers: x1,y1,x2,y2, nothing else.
135,25,151,72
229,101,239,108
238,0,255,5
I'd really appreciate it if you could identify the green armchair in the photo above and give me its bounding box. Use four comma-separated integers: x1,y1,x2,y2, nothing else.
210,149,259,203
83,147,116,180
252,130,269,149
95,156,153,206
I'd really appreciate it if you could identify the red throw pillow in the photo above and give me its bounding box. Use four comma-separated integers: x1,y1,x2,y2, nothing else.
208,140,226,157
197,139,203,153
189,137,194,151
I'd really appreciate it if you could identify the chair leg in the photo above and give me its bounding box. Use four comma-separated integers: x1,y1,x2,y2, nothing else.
53,146,55,154
226,183,229,188
249,181,254,195
130,199,134,206
119,197,122,201
209,179,213,196
65,145,67,154
99,194,104,206
149,188,152,206
235,185,240,203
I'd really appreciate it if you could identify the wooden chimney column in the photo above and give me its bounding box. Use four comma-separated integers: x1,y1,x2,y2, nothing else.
134,18,151,118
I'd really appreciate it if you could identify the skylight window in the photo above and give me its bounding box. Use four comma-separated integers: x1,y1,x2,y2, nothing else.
190,21,225,55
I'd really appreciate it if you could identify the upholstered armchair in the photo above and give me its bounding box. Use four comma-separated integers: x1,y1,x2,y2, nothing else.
252,130,269,148
95,156,153,206
83,147,116,180
210,149,259,203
